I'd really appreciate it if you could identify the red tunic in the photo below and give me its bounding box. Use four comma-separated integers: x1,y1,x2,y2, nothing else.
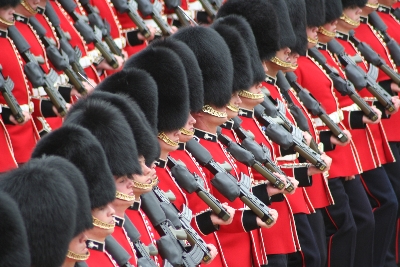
295,54,361,180
335,35,394,167
125,207,162,266
85,240,119,267
0,118,17,173
375,6,400,141
50,0,101,83
112,216,138,265
194,130,269,263
0,34,39,164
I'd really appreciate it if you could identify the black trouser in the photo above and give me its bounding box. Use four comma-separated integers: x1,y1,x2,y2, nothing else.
384,142,400,267
267,254,288,267
308,209,327,266
361,167,398,267
323,176,375,267
288,213,321,267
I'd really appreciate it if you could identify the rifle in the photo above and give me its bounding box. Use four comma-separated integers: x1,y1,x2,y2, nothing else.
230,116,295,192
197,0,216,20
28,17,87,95
253,106,328,171
327,38,396,113
7,26,68,116
152,186,212,264
44,1,87,76
308,47,379,121
164,0,194,27
167,156,231,221
57,0,119,69
368,11,400,65
111,0,152,38
136,0,173,36
216,131,288,191
123,215,159,267
348,30,400,86
260,97,294,133
0,65,25,123
185,138,275,225
284,71,348,143
105,235,134,267
140,191,202,267
78,0,123,57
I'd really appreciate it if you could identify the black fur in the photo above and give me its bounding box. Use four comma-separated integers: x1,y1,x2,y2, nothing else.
172,26,233,108
212,19,253,93
40,156,92,236
95,67,159,133
305,0,326,27
269,0,297,50
89,91,160,165
285,0,308,55
0,0,20,8
0,191,30,267
0,157,78,267
125,47,189,132
217,0,280,60
64,98,142,175
150,38,204,113
325,0,343,23
341,0,367,9
31,125,116,209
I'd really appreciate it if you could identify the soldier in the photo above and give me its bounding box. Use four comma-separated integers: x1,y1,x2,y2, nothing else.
64,97,144,266
173,25,278,267
0,156,79,267
0,0,40,166
0,190,30,267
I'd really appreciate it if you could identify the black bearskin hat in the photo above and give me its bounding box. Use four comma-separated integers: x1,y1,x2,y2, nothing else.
125,47,190,132
269,0,296,49
95,67,159,133
284,0,308,55
0,157,77,267
40,156,92,237
214,15,265,85
305,0,326,27
0,191,30,267
217,0,280,60
212,18,253,93
88,91,160,165
64,98,142,175
31,125,116,210
341,0,367,9
0,0,20,8
150,38,204,113
172,26,233,108
325,0,343,23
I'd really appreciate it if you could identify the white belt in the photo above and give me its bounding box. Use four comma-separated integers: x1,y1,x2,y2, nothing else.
79,55,94,69
188,1,203,11
0,103,34,114
144,17,168,32
33,86,47,97
313,110,344,127
56,73,69,86
341,103,361,112
276,153,299,161
113,37,127,50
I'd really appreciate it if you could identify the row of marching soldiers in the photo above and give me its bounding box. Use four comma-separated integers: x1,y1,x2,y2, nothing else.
3,0,400,266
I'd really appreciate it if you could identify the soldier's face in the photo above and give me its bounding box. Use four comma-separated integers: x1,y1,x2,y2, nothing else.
317,20,338,43
159,130,180,152
226,92,242,119
68,232,89,261
306,26,319,48
114,175,135,204
27,0,40,9
341,7,362,29
132,156,155,194
239,84,264,109
179,113,196,143
0,6,15,25
92,204,115,234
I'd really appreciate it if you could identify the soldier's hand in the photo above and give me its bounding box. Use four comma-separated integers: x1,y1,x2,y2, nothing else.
138,25,156,41
202,244,218,265
96,55,124,71
391,82,400,93
170,26,178,35
256,208,278,228
266,174,286,196
302,131,312,146
387,96,400,115
330,129,352,146
9,110,31,125
363,106,381,124
307,153,332,175
52,103,71,117
210,203,235,226
345,175,355,181
285,176,298,195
